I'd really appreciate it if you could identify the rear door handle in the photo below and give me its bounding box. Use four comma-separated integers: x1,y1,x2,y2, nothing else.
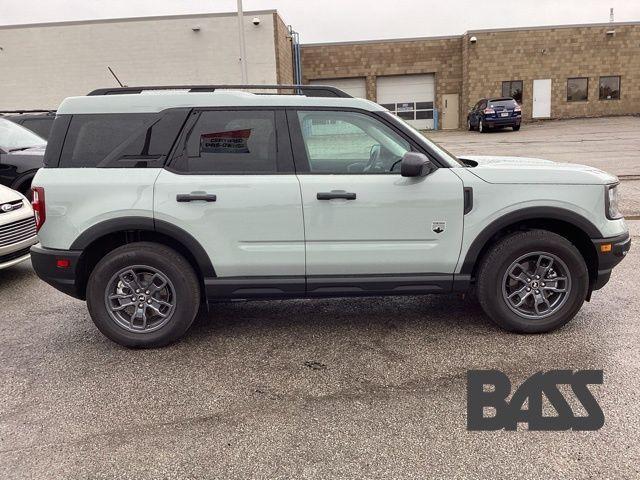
317,190,357,200
176,193,217,202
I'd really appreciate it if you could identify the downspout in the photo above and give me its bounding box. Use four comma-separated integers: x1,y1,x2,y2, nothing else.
288,26,302,88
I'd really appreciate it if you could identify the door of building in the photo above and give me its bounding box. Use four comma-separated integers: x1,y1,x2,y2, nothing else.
532,79,552,118
441,94,459,129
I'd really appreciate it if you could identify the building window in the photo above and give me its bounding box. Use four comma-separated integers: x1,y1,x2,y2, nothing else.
380,101,434,121
501,80,523,104
599,76,621,100
567,77,589,102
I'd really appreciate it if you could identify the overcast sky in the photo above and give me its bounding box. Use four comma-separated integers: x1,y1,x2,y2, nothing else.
1,0,638,43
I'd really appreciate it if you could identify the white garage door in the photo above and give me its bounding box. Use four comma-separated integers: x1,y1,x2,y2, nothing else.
309,77,367,99
377,74,435,130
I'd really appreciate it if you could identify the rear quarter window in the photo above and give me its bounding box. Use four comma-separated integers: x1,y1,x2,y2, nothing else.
58,110,189,168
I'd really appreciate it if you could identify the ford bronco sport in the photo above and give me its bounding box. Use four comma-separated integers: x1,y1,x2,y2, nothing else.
30,85,630,347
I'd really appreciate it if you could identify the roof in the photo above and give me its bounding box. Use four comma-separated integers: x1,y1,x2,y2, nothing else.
56,91,383,115
302,21,640,47
0,10,279,30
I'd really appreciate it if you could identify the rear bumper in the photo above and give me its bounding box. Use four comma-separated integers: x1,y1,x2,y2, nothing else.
484,116,521,127
30,244,84,299
591,232,631,290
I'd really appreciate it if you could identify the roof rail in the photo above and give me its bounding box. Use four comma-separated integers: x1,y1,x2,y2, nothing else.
0,109,56,115
87,84,352,98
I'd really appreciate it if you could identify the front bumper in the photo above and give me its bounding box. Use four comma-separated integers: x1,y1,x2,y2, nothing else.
591,232,631,290
30,244,84,299
0,235,38,270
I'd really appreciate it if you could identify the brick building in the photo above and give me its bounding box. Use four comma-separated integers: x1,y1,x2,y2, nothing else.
301,22,640,129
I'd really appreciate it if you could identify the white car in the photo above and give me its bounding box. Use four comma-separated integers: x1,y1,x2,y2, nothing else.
29,85,630,347
0,184,37,269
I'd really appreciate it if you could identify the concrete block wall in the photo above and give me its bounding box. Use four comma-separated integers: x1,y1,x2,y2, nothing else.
302,22,640,129
301,36,464,123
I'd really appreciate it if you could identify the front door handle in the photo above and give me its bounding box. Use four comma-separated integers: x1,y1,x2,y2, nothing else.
317,190,357,201
176,193,217,202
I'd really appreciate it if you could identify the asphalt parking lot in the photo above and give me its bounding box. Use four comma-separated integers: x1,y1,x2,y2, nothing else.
429,115,640,217
1,118,639,479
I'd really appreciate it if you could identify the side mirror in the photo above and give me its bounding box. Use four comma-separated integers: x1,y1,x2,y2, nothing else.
401,152,435,177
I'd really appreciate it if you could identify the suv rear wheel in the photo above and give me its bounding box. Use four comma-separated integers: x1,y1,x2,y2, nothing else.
476,230,588,333
86,242,201,347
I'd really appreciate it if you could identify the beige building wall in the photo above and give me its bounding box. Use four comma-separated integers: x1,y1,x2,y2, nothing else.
462,23,640,123
302,22,640,129
273,13,294,84
0,11,283,110
300,36,463,121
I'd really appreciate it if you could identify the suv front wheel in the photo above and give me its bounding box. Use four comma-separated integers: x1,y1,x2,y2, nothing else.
476,230,588,333
86,242,201,347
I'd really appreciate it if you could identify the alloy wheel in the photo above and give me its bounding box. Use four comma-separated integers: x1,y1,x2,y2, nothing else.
501,251,571,319
104,265,176,333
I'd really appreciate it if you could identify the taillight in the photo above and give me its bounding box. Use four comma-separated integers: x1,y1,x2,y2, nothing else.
483,108,495,115
31,186,46,232
514,105,522,113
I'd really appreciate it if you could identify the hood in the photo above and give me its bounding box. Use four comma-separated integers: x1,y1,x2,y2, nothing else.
458,155,618,185
0,184,27,204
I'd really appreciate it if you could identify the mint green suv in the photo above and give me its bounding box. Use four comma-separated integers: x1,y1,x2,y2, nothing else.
29,85,630,347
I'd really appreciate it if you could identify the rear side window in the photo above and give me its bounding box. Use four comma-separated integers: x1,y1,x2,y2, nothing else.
171,110,277,174
58,110,188,168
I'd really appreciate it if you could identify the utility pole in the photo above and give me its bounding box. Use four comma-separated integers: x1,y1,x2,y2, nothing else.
237,0,248,83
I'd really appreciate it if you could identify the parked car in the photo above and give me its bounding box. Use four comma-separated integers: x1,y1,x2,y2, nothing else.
2,111,56,140
30,85,629,347
0,184,37,270
468,97,521,132
0,117,46,198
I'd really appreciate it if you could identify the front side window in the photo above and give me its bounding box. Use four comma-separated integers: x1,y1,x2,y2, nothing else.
599,76,621,100
172,110,277,174
567,78,589,102
296,111,410,174
501,80,523,104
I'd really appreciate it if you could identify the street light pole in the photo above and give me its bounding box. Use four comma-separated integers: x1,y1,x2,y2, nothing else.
237,0,248,83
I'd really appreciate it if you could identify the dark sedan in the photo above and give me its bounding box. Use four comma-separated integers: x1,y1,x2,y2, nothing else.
0,118,46,198
467,97,521,132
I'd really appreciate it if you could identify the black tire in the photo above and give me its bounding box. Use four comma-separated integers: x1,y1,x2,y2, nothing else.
86,242,201,348
467,119,474,131
513,125,521,131
476,230,588,333
479,120,486,133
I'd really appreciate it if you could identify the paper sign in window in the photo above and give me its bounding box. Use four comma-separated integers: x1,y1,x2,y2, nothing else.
200,129,251,154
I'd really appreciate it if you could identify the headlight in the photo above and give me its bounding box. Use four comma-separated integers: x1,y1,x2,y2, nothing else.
605,184,623,220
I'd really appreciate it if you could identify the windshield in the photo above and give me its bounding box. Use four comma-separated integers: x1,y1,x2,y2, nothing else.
380,111,464,166
0,118,47,152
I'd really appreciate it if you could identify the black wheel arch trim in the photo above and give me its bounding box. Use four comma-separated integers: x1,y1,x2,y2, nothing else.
10,169,38,192
460,206,602,275
69,216,216,277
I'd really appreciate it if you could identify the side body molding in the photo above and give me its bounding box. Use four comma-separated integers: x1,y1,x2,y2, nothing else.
459,206,602,275
69,217,216,277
